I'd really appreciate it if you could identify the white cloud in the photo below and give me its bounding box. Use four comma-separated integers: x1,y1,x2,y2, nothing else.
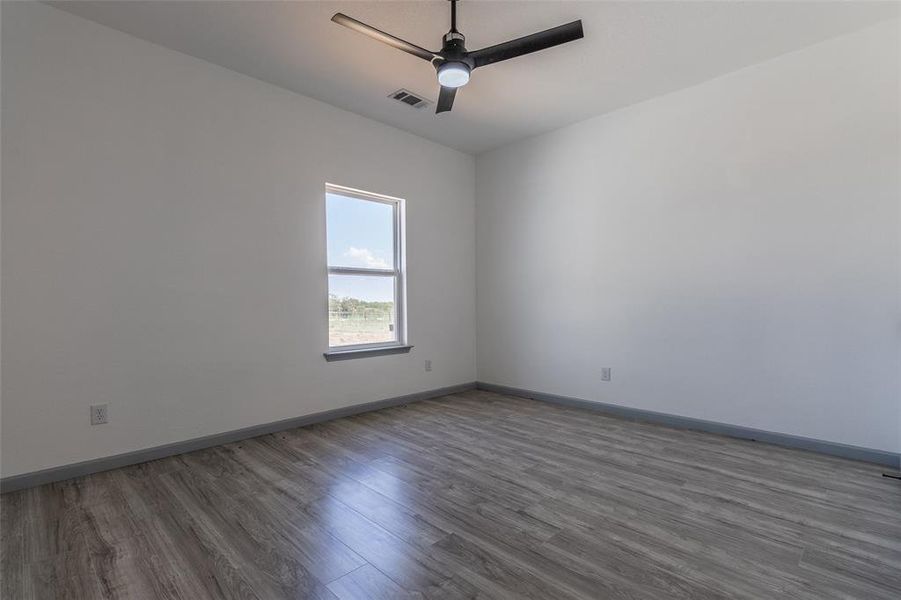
344,246,390,269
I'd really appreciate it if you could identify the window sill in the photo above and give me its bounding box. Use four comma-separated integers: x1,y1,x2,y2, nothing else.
323,345,413,362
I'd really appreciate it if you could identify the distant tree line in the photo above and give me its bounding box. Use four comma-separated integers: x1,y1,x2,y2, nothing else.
329,293,393,316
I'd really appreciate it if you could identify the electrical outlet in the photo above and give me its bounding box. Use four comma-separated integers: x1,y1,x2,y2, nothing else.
90,403,108,425
601,368,612,382
424,359,432,372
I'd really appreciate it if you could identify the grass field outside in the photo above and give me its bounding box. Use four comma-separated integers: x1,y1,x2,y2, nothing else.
328,308,395,346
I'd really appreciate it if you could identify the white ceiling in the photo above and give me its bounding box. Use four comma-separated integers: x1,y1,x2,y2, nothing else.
49,1,899,154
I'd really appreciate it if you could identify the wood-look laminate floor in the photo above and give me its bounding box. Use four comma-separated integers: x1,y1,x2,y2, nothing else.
2,390,899,599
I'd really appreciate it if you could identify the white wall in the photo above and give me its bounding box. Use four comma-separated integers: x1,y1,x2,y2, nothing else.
1,2,476,478
476,20,900,453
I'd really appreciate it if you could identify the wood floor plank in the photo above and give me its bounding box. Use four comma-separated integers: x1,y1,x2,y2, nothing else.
294,495,457,595
327,564,419,600
2,390,899,599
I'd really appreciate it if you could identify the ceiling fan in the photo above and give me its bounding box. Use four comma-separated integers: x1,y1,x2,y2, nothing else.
331,0,584,114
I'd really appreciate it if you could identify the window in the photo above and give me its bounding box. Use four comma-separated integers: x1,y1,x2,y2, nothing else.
324,184,408,359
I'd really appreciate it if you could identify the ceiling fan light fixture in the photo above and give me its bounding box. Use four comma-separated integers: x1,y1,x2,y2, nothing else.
332,0,583,113
437,62,470,88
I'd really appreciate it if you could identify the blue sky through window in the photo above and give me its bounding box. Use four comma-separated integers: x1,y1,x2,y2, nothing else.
327,192,395,302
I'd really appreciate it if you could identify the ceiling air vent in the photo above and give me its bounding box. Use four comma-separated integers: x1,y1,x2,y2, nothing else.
389,89,431,110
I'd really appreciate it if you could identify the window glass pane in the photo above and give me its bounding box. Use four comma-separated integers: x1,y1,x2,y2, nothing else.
328,274,396,347
327,193,394,269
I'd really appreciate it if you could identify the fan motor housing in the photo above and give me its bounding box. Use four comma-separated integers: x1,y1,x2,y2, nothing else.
441,32,470,64
437,27,472,90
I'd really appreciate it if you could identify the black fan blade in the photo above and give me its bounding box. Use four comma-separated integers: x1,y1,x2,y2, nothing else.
331,13,437,61
469,20,583,68
436,86,457,113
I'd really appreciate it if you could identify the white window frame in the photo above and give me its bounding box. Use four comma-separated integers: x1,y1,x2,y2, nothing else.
325,183,407,353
